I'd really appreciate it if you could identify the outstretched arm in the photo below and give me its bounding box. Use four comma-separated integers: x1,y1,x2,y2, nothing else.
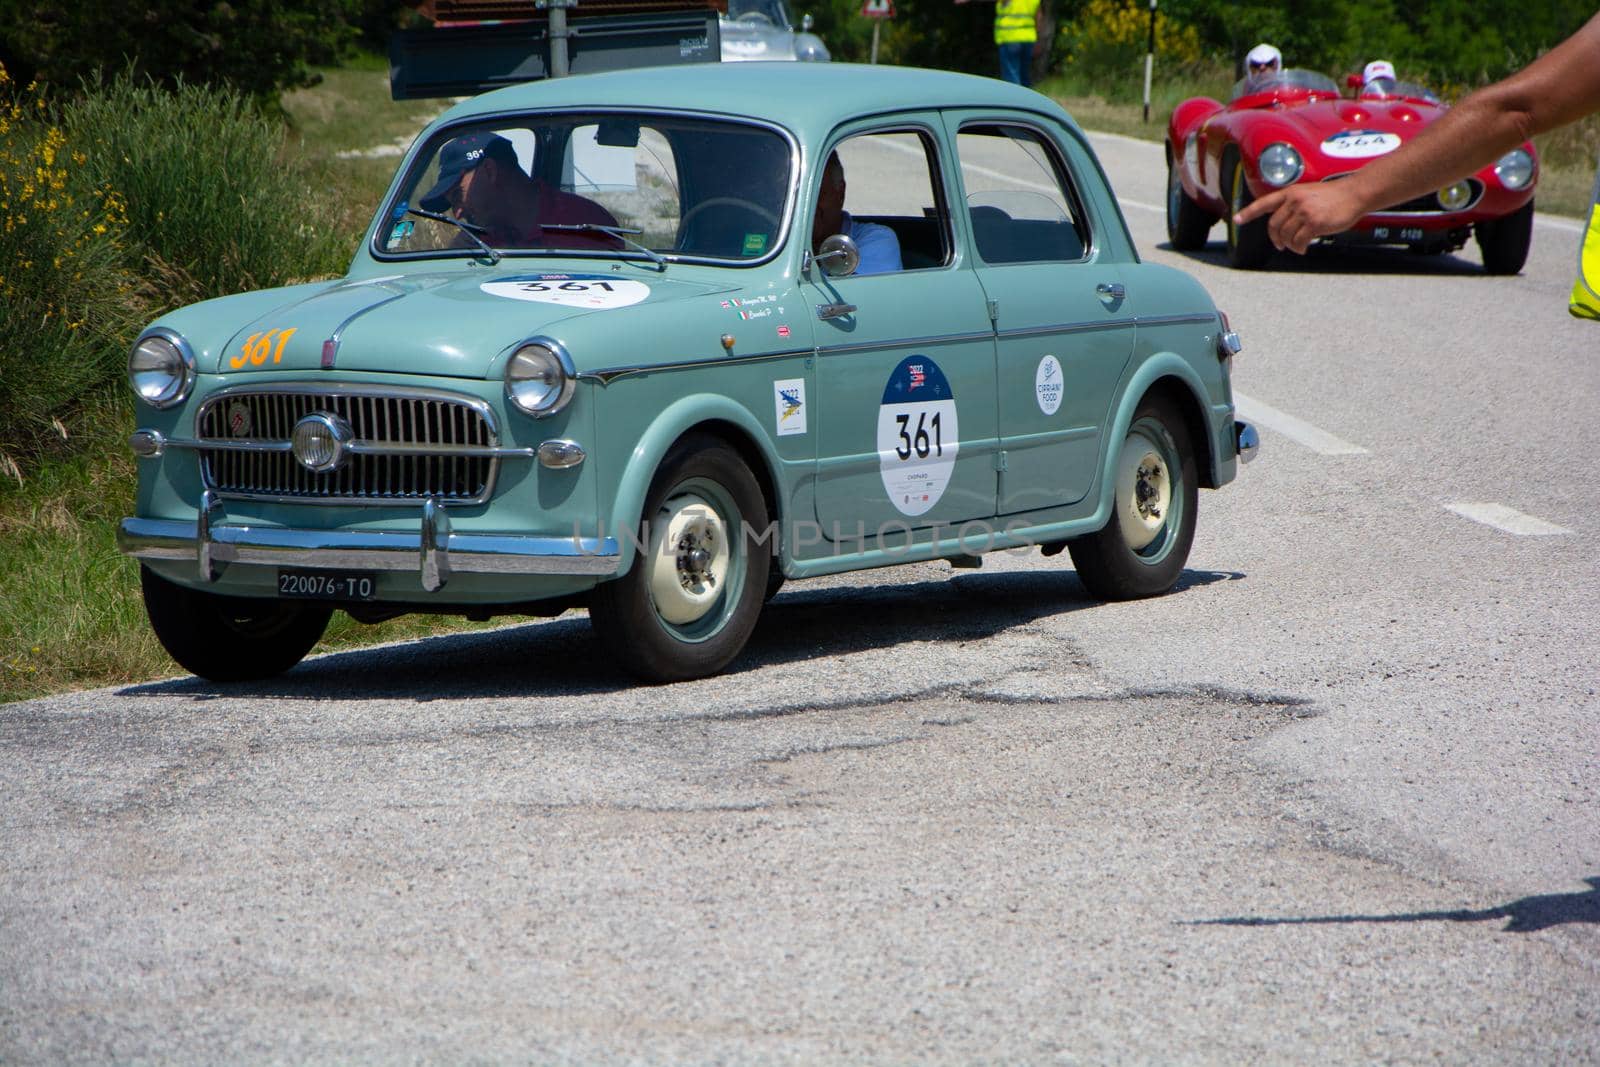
1235,12,1600,253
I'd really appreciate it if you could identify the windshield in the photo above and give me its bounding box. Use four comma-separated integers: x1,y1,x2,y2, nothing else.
1360,79,1442,104
725,0,792,25
380,112,794,264
1230,68,1341,101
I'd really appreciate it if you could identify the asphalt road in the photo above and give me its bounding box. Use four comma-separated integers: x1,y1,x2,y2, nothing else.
2,130,1597,1063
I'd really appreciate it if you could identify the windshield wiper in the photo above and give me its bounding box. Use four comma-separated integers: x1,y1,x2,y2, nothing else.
542,222,666,271
407,207,502,265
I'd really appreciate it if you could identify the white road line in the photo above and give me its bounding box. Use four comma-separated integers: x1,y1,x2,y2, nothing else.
1120,198,1164,214
1535,214,1584,234
1444,502,1573,536
1233,393,1369,455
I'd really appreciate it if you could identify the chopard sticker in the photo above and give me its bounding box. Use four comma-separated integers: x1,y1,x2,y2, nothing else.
774,378,807,436
742,232,768,255
1321,130,1401,159
480,274,649,308
877,355,958,517
1035,354,1063,415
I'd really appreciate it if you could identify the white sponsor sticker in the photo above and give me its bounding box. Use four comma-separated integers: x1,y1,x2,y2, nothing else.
480,274,649,308
774,378,807,436
1321,130,1401,159
877,356,959,517
1035,354,1063,416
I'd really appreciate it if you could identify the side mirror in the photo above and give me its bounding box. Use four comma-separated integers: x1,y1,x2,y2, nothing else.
801,12,814,30
1345,72,1362,88
814,233,860,277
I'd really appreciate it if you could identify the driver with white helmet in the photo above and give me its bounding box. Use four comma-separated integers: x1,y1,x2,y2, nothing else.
1244,43,1283,90
1361,59,1398,97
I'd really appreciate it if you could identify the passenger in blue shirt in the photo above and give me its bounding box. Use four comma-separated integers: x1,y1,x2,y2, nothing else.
812,152,902,275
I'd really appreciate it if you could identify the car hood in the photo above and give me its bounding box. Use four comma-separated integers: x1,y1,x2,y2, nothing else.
1256,98,1444,164
207,269,733,377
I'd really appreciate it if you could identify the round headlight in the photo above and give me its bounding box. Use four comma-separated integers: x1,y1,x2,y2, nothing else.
127,330,195,409
1437,181,1473,211
505,342,573,417
1495,148,1535,191
1258,143,1304,188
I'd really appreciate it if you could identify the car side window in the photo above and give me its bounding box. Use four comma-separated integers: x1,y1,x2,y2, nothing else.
956,124,1089,265
826,130,951,273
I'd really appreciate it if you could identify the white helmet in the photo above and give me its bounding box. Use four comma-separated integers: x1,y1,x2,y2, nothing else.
1363,59,1396,84
1246,43,1282,75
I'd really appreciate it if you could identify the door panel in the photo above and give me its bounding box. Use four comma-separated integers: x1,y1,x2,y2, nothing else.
951,117,1136,514
805,126,997,541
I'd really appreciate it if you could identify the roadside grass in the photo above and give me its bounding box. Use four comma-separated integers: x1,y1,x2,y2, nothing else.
1,62,482,705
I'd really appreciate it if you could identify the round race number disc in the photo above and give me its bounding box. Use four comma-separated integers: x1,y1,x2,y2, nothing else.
877,355,959,517
480,275,649,308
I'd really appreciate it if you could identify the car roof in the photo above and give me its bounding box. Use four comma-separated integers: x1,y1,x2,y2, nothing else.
437,62,1081,142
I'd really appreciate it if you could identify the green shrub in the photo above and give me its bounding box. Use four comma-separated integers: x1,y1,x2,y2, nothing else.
0,66,145,472
66,71,350,306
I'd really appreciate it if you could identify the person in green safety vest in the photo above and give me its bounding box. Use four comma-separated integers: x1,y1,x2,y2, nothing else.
1233,10,1600,315
955,0,1043,87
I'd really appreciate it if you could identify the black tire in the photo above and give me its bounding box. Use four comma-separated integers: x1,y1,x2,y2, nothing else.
1224,155,1274,270
1476,200,1533,275
1067,394,1198,600
1166,149,1215,251
589,433,770,682
140,565,331,682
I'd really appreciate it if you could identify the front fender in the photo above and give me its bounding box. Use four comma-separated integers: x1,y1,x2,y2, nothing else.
607,392,783,573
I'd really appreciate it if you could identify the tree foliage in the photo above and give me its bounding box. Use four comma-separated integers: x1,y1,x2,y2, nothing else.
0,0,420,104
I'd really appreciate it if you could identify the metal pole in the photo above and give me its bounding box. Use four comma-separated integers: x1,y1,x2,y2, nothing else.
547,0,575,77
871,19,881,64
1143,0,1156,122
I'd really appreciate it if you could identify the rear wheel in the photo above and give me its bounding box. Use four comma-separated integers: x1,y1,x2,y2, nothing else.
589,433,770,682
1476,200,1533,275
1166,149,1215,250
1224,156,1274,269
1067,395,1198,600
140,566,331,682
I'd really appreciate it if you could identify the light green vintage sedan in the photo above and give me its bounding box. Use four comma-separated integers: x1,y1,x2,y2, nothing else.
118,62,1258,683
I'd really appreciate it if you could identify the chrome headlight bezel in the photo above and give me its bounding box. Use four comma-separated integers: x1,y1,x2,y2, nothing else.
505,338,575,418
127,328,196,410
1494,148,1535,191
1258,143,1304,188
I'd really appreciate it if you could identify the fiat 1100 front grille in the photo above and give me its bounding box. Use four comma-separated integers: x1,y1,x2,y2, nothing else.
195,385,500,504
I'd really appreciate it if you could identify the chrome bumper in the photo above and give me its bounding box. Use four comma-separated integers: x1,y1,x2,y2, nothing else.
1235,420,1260,464
118,492,619,591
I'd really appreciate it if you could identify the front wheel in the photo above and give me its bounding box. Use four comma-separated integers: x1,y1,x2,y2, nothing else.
1224,156,1274,270
140,566,331,682
1476,200,1533,275
1067,395,1198,600
1166,150,1215,251
589,433,770,682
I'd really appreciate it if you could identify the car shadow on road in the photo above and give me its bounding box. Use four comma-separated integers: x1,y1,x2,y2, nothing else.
1160,239,1489,277
117,566,1245,700
1184,876,1600,933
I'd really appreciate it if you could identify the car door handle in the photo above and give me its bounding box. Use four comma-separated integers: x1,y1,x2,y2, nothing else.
816,302,856,321
1095,282,1126,301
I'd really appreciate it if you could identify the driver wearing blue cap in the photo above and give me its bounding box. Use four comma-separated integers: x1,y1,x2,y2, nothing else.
419,132,621,250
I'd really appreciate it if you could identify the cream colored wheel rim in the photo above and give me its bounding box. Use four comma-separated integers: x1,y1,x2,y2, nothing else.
1115,433,1170,551
647,493,731,626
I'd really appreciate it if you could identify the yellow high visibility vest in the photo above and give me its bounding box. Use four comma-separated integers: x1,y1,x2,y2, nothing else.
1570,158,1600,319
994,0,1040,45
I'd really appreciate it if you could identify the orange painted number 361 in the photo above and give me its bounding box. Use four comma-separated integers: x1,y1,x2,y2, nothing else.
230,327,297,370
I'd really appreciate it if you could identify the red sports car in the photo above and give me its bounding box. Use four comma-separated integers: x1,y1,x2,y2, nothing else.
1165,69,1538,272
